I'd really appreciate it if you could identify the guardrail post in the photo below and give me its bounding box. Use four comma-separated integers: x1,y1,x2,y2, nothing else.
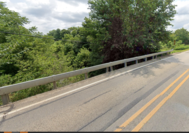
136,60,138,64
53,81,57,89
156,55,157,58
85,73,88,79
145,58,147,62
1,94,10,105
110,66,113,71
124,62,127,67
152,56,154,59
106,67,108,73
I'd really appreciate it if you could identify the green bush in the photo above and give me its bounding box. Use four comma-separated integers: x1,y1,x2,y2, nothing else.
9,84,52,102
0,74,12,87
174,44,189,50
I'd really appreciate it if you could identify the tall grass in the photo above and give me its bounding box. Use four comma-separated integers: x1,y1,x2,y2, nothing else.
160,44,189,53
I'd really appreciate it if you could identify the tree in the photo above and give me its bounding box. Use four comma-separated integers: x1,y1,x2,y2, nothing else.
0,2,55,77
0,2,87,103
174,28,189,45
86,0,177,65
0,2,30,76
0,2,29,32
74,47,91,68
60,29,70,38
47,29,56,38
54,28,61,40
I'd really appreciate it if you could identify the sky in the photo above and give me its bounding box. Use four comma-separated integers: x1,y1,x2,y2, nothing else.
1,0,189,34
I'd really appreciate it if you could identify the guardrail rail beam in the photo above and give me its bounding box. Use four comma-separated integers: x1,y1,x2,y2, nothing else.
0,49,173,105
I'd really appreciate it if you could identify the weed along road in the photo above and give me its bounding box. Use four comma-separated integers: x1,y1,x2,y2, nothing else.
1,51,189,131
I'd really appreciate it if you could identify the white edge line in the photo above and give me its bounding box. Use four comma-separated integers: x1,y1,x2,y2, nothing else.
0,51,186,118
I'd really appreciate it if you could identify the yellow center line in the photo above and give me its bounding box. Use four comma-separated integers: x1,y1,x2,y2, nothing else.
132,74,189,132
114,69,189,132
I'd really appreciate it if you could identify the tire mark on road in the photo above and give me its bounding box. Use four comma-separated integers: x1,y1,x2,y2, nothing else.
77,108,112,131
82,90,111,105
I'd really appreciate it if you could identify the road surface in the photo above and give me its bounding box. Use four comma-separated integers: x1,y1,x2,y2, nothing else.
0,50,189,131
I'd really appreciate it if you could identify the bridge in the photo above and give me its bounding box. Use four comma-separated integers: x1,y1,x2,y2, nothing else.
0,49,189,131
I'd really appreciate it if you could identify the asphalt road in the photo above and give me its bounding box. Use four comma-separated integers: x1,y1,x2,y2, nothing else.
0,50,189,131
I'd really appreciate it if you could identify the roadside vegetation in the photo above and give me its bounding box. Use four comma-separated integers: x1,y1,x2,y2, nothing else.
1,0,185,105
160,44,189,53
159,28,189,53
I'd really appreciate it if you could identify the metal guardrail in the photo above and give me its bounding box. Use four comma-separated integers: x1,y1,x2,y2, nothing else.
0,49,173,105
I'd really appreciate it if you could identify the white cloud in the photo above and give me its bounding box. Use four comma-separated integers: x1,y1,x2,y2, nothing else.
1,0,189,34
167,0,189,32
1,0,90,34
1,0,10,3
25,0,51,5
183,23,189,29
55,1,89,13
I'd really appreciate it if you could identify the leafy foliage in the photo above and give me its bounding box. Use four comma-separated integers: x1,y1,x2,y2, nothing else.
174,28,189,44
0,0,178,105
86,0,177,65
